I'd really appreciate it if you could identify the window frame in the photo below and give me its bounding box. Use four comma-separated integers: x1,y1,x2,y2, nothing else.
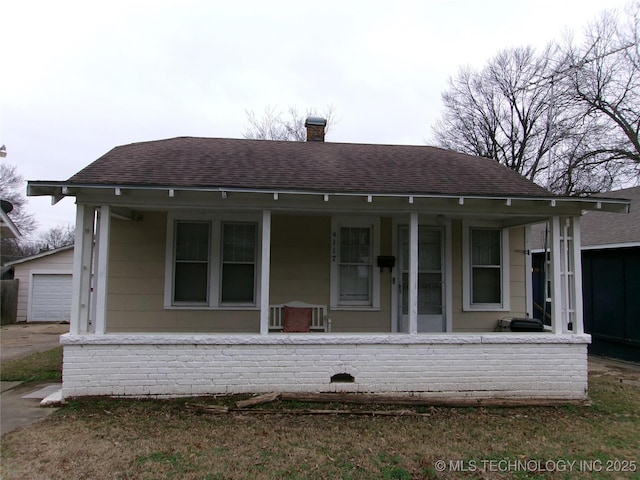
330,216,380,310
164,212,262,310
462,222,510,311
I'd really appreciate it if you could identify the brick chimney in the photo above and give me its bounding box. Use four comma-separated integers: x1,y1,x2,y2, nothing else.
305,117,327,142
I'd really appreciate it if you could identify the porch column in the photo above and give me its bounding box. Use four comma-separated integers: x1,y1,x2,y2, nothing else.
571,216,584,334
549,216,563,334
70,205,95,335
93,206,111,335
260,210,271,335
408,213,418,334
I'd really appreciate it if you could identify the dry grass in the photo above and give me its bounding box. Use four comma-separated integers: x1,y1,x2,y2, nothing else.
1,368,639,480
0,346,63,383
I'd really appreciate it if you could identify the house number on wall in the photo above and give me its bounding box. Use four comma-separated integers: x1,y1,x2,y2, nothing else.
331,231,337,263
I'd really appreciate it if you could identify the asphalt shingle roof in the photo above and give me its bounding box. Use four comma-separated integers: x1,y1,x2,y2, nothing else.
67,137,553,198
580,186,640,246
529,186,638,248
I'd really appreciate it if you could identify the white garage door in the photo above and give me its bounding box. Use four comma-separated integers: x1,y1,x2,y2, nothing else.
30,274,73,322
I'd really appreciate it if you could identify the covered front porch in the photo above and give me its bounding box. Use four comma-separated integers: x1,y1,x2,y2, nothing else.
51,188,606,402
67,200,589,337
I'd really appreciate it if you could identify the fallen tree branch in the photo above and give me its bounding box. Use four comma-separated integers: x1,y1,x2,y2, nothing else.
235,392,280,409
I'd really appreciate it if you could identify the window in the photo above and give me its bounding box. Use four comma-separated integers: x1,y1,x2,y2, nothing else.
173,221,210,303
339,226,372,303
331,217,380,309
462,223,509,311
221,223,256,303
165,215,260,308
471,228,501,304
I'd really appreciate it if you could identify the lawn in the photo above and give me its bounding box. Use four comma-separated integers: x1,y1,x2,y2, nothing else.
0,346,63,383
1,355,638,480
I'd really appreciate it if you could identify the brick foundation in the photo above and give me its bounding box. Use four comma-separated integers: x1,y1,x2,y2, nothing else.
60,333,590,402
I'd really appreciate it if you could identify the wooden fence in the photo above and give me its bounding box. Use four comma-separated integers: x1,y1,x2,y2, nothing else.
1,279,19,325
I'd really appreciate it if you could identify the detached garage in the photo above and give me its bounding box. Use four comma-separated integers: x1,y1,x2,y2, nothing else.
30,273,73,321
6,246,74,323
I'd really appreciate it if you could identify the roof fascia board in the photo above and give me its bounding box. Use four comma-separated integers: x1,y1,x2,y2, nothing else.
27,181,631,213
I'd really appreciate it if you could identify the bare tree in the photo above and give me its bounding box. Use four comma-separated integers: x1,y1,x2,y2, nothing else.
37,224,75,251
562,6,640,166
2,224,75,265
243,104,336,141
432,45,604,194
432,3,640,195
0,163,37,235
1,164,38,264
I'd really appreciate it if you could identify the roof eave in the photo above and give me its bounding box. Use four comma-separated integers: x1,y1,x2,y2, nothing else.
26,181,631,214
0,209,20,239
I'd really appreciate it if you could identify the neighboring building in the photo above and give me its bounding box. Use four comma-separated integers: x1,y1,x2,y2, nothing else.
576,187,638,362
531,187,639,362
27,120,630,402
5,246,74,323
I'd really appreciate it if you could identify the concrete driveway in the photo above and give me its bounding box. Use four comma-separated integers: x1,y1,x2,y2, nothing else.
1,322,69,362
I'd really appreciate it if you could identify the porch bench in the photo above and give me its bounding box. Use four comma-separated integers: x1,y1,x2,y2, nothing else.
269,301,331,332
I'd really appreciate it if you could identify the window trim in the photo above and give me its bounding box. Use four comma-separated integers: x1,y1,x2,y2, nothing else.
164,212,262,310
330,216,380,311
462,221,510,312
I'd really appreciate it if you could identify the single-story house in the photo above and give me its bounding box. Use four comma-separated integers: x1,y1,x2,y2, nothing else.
532,187,639,362
5,245,74,323
27,119,630,402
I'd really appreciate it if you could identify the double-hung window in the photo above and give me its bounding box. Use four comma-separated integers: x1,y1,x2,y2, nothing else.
173,221,210,303
221,223,257,304
330,217,380,309
462,223,509,311
339,226,372,304
166,215,259,308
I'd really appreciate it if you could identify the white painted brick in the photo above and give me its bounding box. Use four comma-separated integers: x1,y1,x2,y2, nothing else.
61,336,589,401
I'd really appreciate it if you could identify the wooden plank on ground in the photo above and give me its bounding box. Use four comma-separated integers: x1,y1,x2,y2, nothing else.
235,392,280,408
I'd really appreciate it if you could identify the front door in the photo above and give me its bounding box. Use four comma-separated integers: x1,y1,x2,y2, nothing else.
398,226,445,332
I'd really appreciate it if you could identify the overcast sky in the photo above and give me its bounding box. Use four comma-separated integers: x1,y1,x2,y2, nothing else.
0,0,631,236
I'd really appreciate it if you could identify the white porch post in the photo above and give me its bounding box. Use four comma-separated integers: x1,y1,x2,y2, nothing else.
260,210,271,335
408,212,418,335
572,216,584,334
549,216,563,334
93,206,111,335
70,205,95,335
